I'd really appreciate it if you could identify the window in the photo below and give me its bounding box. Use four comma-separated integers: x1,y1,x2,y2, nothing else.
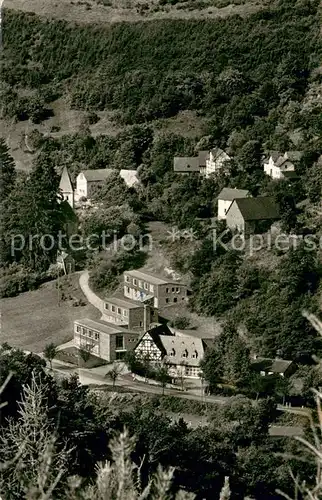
126,287,130,294
175,287,180,293
144,282,148,290
139,321,143,327
138,280,143,288
133,279,137,286
94,332,99,340
82,327,86,335
172,287,175,292
125,275,130,283
150,284,154,293
166,298,169,303
170,348,176,357
173,297,178,303
166,288,169,293
76,325,80,333
182,349,188,358
116,335,124,349
117,308,122,315
191,350,198,359
123,309,128,317
88,330,93,337
111,305,116,312
104,303,109,310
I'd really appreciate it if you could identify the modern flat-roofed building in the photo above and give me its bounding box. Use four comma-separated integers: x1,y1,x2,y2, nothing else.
102,296,158,330
123,269,188,309
74,318,139,361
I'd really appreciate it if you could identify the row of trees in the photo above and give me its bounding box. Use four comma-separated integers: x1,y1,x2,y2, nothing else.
0,344,316,499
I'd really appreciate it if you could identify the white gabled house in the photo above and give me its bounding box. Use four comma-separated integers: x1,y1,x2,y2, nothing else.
263,151,302,180
217,187,250,220
201,147,231,178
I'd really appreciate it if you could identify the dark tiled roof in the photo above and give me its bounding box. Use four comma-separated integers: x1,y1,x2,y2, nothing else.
198,150,209,167
230,197,280,221
281,171,298,179
80,169,117,182
252,357,294,374
135,324,174,355
173,157,200,172
217,187,250,201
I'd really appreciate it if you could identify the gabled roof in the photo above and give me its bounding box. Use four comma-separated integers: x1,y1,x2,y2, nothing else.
217,187,250,201
198,150,209,167
252,357,294,374
120,169,139,188
275,156,294,169
173,157,200,172
210,147,230,160
125,269,183,286
227,197,280,221
162,334,204,367
78,169,117,182
135,324,174,355
59,167,73,193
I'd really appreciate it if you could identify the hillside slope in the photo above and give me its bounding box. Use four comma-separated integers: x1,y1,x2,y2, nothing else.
3,0,274,24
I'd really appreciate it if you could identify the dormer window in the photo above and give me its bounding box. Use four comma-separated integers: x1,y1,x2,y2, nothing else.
170,348,176,357
192,350,198,359
182,349,188,358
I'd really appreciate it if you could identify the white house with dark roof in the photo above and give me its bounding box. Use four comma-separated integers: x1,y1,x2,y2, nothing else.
59,167,74,208
75,168,117,200
217,187,250,220
201,147,231,178
263,151,302,180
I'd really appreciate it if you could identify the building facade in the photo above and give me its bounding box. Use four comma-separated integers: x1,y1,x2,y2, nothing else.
75,169,117,200
123,269,188,309
74,318,139,361
263,151,301,179
225,197,280,236
134,327,210,379
102,296,157,330
201,148,230,178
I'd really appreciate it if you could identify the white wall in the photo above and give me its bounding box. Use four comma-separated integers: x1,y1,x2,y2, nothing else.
76,173,88,199
218,199,233,220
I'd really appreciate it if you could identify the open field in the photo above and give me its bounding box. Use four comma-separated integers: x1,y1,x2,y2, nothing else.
3,0,273,25
0,105,204,173
1,273,100,352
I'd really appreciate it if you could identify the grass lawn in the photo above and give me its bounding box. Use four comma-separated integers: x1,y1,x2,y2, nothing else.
1,273,100,353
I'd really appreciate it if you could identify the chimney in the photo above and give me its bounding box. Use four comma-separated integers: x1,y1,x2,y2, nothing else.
143,304,149,332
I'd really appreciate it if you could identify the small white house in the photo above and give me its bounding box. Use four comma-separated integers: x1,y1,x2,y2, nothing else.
217,187,250,220
75,168,117,201
263,151,302,180
201,148,231,178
